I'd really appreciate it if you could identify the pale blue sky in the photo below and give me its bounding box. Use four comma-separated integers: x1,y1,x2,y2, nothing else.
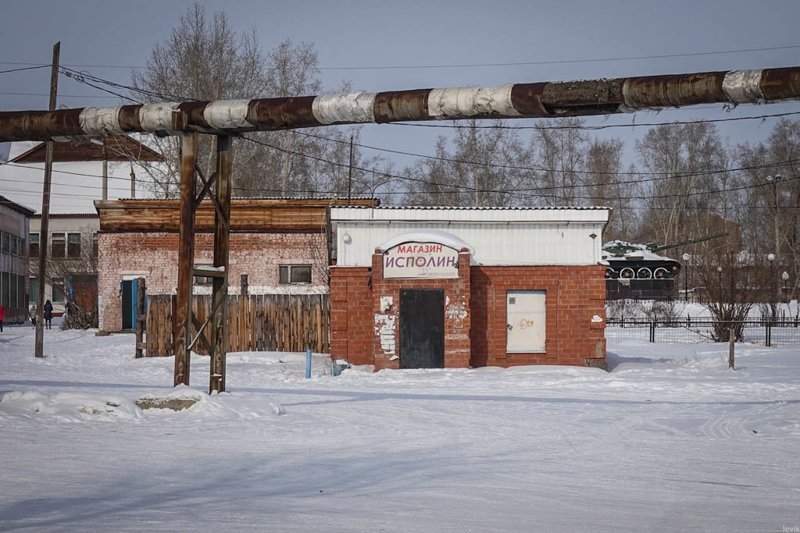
2,0,800,204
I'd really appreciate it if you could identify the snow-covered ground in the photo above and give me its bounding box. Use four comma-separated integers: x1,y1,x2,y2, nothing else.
1,323,799,532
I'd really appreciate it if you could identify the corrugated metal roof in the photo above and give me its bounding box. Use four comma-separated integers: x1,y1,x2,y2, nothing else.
0,194,35,216
339,205,609,211
331,206,610,224
30,213,99,218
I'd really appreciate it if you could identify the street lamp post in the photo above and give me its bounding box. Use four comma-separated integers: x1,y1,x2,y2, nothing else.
767,175,781,260
782,271,790,304
768,253,776,320
682,253,690,302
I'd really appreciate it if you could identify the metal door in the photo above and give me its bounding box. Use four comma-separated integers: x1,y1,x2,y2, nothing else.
399,289,445,369
506,290,546,353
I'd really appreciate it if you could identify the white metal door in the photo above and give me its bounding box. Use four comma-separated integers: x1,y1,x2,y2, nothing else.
506,290,546,353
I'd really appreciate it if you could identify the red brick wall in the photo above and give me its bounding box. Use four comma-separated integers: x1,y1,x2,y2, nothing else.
470,265,606,368
98,231,326,332
370,249,472,370
329,250,472,370
329,267,373,365
330,263,606,370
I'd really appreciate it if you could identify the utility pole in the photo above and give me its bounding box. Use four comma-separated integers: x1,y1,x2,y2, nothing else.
347,135,354,201
34,42,60,359
130,163,136,198
101,138,108,200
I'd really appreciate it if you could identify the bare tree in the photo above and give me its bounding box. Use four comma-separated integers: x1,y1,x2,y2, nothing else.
130,4,269,197
584,137,639,240
131,4,382,199
403,120,524,206
737,118,800,302
635,122,730,250
695,244,772,341
529,118,589,206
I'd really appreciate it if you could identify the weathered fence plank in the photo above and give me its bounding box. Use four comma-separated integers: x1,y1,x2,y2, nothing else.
143,293,330,357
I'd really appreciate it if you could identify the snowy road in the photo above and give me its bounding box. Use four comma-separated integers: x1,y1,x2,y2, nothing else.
1,325,799,532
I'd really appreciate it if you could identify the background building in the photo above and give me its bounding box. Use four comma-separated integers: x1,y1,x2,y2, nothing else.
29,213,100,320
94,197,377,333
0,195,33,323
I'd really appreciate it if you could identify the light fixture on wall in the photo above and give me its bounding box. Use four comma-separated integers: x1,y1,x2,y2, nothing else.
342,233,352,244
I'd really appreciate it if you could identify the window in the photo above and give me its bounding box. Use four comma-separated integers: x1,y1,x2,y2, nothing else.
52,278,66,304
9,274,17,310
1,272,8,308
1,232,9,254
29,233,39,257
51,233,66,258
17,275,24,309
279,264,312,284
30,277,39,304
67,233,81,258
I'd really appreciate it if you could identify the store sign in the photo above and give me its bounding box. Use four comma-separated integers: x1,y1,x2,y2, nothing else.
384,242,459,279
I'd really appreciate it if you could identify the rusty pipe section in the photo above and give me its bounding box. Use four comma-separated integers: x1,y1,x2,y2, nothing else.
2,66,800,142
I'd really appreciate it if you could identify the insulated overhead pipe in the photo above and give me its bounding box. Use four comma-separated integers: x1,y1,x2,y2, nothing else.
1,66,800,142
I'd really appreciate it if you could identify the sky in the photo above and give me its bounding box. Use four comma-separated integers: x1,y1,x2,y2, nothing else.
2,0,800,211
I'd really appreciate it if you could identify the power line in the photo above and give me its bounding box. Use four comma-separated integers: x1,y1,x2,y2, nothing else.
320,43,800,70
60,66,197,103
389,110,800,131
272,126,800,181
7,42,796,71
0,64,49,75
59,68,143,103
239,133,800,199
4,175,799,210
0,91,120,99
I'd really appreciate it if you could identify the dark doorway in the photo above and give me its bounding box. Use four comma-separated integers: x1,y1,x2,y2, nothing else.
399,289,445,369
120,279,138,330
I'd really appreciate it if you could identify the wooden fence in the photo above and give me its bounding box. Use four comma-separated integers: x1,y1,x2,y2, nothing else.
145,293,330,357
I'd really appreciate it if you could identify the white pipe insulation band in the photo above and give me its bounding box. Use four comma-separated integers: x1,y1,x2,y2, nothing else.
204,100,252,129
312,92,376,124
80,107,123,135
428,85,520,118
722,70,764,103
138,102,180,131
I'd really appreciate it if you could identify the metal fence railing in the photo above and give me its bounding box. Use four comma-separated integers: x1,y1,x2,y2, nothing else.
606,318,800,346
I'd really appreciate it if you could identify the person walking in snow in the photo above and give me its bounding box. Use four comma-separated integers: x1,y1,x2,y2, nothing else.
0,304,4,332
44,300,53,330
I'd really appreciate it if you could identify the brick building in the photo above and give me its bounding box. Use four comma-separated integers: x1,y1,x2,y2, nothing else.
0,195,33,324
94,197,376,333
329,206,610,370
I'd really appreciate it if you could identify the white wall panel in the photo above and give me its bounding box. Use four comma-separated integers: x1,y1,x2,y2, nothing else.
333,210,607,267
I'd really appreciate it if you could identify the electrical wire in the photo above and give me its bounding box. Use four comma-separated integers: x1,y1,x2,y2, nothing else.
320,44,800,71
0,64,49,75
388,110,800,131
5,42,798,71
